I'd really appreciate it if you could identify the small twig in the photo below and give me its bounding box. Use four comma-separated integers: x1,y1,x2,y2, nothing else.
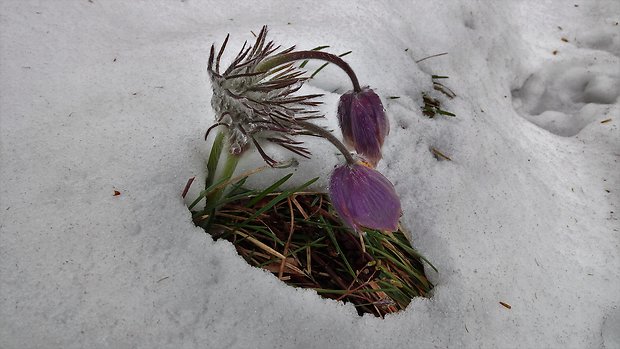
359,233,366,254
499,301,512,309
291,196,309,219
431,147,452,161
367,280,395,313
278,197,296,279
335,268,378,301
311,252,350,291
306,246,312,275
433,81,456,99
234,230,287,260
415,52,448,63
210,165,269,197
181,177,196,198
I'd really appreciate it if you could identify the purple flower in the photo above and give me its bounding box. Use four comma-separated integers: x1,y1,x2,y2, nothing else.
329,163,401,233
337,88,389,167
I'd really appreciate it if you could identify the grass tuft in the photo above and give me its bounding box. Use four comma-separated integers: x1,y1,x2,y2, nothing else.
188,172,434,318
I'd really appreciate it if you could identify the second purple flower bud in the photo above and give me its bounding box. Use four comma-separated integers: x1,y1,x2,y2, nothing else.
329,163,401,234
337,88,389,167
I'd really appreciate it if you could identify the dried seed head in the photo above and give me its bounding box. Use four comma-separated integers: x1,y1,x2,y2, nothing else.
207,26,324,166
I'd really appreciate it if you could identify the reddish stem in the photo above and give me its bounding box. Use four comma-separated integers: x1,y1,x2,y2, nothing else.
258,51,362,92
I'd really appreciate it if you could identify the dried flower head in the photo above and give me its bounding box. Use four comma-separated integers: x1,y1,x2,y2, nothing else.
207,26,324,166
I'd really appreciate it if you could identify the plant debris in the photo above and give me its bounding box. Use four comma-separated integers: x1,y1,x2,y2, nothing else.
421,75,456,118
188,173,435,318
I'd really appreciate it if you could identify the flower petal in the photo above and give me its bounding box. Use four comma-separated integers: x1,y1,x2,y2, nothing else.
329,163,401,233
337,88,389,166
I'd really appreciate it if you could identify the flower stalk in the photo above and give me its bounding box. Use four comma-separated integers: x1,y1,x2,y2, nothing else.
256,51,362,92
295,120,356,165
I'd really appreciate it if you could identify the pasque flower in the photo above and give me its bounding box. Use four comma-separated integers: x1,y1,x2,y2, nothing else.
206,26,401,234
338,88,389,167
207,26,391,169
329,163,401,233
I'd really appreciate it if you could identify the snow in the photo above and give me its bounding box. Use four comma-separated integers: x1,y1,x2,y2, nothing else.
1,1,618,348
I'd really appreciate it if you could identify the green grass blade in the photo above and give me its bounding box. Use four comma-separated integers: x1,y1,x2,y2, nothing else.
366,244,430,289
206,131,225,189
188,175,235,210
384,233,438,272
321,216,355,277
236,177,319,228
437,109,456,117
246,173,294,207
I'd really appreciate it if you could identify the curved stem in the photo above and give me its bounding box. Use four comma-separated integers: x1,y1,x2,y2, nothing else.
257,51,361,92
296,120,356,165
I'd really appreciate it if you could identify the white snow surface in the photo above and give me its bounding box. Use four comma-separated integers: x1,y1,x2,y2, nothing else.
1,1,619,348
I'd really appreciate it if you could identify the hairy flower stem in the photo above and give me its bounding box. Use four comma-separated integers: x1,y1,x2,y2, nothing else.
257,51,362,92
205,136,241,212
206,131,225,190
296,120,356,165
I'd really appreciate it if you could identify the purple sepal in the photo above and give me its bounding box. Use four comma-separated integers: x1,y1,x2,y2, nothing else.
337,88,389,167
329,163,401,233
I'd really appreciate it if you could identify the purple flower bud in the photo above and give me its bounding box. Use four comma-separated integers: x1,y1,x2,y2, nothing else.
329,163,401,233
337,88,389,167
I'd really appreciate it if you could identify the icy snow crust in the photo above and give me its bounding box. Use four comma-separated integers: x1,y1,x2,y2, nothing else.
1,1,619,348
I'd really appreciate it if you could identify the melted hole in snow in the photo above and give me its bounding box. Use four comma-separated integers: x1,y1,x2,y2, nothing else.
192,189,434,318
